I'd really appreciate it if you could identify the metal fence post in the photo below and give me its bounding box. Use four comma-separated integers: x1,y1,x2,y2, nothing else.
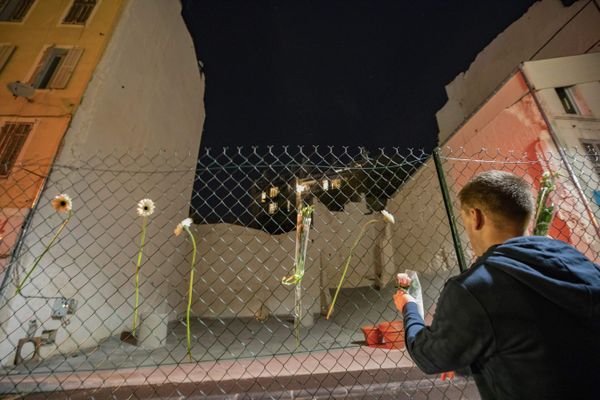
433,148,468,272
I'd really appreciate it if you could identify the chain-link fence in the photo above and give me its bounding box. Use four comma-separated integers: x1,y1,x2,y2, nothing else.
440,147,600,269
0,146,598,399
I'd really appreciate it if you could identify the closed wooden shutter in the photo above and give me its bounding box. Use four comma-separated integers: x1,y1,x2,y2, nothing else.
10,0,34,21
0,0,34,21
48,47,84,89
0,44,15,73
63,0,96,24
0,1,9,16
0,122,32,178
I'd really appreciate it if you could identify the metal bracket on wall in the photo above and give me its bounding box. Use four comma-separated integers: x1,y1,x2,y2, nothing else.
51,297,77,319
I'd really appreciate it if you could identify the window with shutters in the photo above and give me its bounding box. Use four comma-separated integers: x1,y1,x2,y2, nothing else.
0,44,16,74
0,0,35,22
0,122,31,178
63,0,96,25
30,46,84,89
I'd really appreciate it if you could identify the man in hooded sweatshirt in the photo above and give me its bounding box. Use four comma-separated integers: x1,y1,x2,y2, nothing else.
393,170,600,399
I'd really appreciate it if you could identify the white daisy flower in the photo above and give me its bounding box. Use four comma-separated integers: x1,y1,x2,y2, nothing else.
51,194,72,213
181,218,193,228
382,210,395,224
137,198,155,217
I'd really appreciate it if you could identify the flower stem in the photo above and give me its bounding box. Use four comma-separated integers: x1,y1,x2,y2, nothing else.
533,173,557,236
185,226,197,361
16,211,72,296
293,215,312,347
326,219,378,320
534,187,548,225
295,282,302,348
132,216,147,337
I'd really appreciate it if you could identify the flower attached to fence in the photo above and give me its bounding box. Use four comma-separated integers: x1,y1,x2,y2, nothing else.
16,194,73,295
382,210,395,225
51,194,72,213
533,172,558,236
282,205,315,286
326,210,395,320
281,204,315,348
174,217,197,360
131,198,155,338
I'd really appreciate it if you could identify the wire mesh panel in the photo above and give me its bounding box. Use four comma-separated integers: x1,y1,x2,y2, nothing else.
438,147,600,266
0,145,597,399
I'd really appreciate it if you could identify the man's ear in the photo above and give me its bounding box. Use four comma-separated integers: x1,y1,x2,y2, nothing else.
473,208,484,231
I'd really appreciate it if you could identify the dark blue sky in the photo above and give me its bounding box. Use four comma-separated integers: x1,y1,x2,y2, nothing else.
181,0,537,152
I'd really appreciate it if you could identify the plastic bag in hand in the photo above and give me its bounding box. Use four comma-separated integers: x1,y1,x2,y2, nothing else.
406,269,425,319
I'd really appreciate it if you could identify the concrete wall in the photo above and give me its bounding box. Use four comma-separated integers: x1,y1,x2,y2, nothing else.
176,160,459,329
437,0,600,144
0,0,205,364
181,201,382,321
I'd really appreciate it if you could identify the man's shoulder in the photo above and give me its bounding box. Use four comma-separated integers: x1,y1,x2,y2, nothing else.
448,262,496,291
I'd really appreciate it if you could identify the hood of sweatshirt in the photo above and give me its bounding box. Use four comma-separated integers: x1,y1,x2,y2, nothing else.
478,236,600,331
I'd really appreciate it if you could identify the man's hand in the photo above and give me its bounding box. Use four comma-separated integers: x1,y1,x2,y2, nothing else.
393,290,416,312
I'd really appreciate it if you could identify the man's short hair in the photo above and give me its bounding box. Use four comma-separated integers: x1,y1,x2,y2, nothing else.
458,170,535,229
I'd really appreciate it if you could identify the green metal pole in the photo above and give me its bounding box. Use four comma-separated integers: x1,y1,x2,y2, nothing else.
433,148,468,273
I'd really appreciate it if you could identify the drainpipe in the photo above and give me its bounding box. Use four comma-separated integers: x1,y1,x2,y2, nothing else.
519,64,600,239
0,208,33,303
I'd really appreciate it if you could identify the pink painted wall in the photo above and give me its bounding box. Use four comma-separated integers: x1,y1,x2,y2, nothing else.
443,71,599,259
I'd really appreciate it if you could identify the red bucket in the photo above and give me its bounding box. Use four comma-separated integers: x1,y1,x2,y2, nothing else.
361,325,383,346
378,321,405,349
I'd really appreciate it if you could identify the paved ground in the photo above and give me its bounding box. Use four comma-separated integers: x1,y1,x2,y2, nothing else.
15,379,482,399
1,343,482,399
7,365,481,399
2,316,363,375
2,284,405,375
0,283,471,399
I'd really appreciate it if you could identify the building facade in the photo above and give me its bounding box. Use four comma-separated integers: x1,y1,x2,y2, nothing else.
445,52,600,261
436,0,600,144
0,0,126,273
390,0,600,314
0,0,205,365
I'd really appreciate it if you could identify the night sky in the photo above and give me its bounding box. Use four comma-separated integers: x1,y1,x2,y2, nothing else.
181,0,538,152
